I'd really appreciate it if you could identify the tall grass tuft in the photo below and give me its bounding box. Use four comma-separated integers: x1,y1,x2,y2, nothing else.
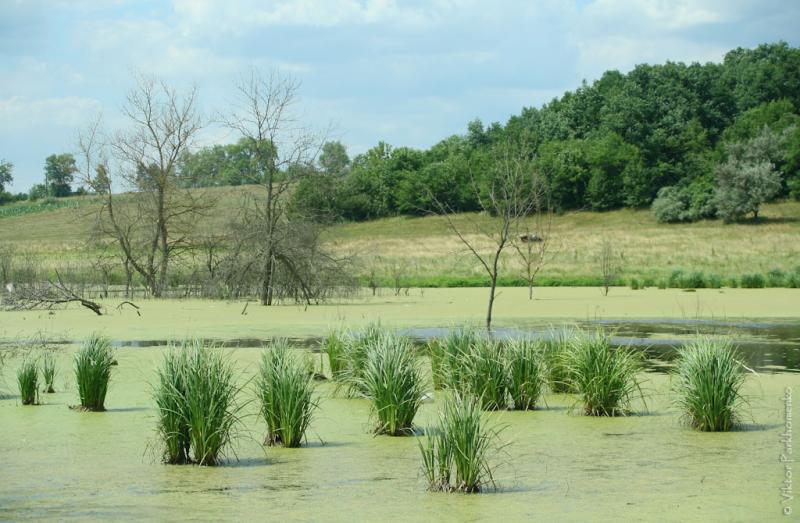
461,339,508,411
323,330,347,379
359,333,425,435
41,352,57,393
181,341,241,465
257,340,317,447
335,323,386,396
74,335,114,411
505,339,545,410
672,338,747,431
543,328,575,393
564,330,643,416
419,393,501,493
154,348,191,464
17,358,39,405
431,327,479,391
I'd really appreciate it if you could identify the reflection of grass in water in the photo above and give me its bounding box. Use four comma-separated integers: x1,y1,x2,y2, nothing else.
673,337,747,432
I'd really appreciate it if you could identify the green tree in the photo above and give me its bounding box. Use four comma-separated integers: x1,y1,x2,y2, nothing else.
319,141,350,176
44,153,77,197
0,159,12,194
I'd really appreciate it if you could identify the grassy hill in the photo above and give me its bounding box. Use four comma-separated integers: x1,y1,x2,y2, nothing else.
1,186,799,287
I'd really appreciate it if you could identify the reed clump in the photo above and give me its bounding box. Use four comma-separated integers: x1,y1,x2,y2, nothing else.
74,335,114,411
41,351,57,393
563,330,644,416
17,358,39,405
419,393,501,493
257,340,317,447
153,340,243,465
672,337,747,431
359,333,425,435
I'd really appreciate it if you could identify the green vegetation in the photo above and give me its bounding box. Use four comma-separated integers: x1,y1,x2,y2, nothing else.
41,352,56,393
672,338,747,432
505,339,546,411
322,330,347,379
257,340,317,447
17,358,39,406
419,393,501,493
428,327,477,391
332,323,384,397
74,335,114,411
153,340,242,465
563,331,644,416
358,333,425,436
543,328,575,393
460,339,509,411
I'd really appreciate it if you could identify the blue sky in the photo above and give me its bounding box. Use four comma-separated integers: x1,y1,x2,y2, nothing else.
1,0,799,192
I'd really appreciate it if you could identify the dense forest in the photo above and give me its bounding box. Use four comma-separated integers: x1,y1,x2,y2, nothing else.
178,42,800,223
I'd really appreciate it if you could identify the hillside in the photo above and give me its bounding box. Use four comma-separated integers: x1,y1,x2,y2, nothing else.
1,186,799,287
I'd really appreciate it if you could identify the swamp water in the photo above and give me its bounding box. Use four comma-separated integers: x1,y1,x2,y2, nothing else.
0,337,797,522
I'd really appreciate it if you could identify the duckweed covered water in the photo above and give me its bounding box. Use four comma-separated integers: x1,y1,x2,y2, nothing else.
0,345,796,521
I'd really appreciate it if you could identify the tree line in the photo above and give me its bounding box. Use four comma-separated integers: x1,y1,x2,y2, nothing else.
176,41,800,223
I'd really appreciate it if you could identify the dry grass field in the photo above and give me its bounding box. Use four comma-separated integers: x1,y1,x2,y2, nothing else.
1,186,799,286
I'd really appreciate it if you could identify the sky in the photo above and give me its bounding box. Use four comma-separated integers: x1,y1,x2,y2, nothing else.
1,0,799,193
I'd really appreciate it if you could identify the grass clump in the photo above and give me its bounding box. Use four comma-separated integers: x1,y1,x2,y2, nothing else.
461,339,508,411
41,352,57,393
74,335,114,411
419,393,501,493
359,333,425,435
542,328,575,393
153,340,243,465
672,338,747,431
322,330,348,379
505,339,545,410
257,340,317,447
739,273,766,288
563,330,644,416
429,327,478,391
17,358,39,405
332,323,385,396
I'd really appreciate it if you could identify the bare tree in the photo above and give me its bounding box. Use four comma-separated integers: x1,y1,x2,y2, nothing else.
78,74,208,298
3,271,102,315
512,171,556,300
435,142,537,331
599,237,621,296
222,69,329,305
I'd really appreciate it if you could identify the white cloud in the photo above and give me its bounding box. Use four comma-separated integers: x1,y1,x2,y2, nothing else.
0,96,103,130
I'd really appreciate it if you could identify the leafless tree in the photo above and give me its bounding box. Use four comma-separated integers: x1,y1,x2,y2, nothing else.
512,172,557,300
77,74,209,298
3,271,102,315
435,141,537,331
222,68,330,305
599,237,621,296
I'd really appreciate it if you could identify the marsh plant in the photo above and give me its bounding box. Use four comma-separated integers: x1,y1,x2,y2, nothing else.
543,327,575,393
419,393,501,493
323,330,347,379
257,340,317,447
461,339,508,411
74,335,114,411
17,358,39,405
154,340,243,466
505,339,545,410
359,333,425,435
564,330,644,416
41,351,57,393
429,327,478,391
672,338,747,431
333,323,386,396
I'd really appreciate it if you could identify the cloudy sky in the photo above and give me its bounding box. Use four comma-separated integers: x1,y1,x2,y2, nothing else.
1,0,799,192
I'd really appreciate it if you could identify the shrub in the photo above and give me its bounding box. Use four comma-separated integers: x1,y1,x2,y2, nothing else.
684,271,707,289
505,339,545,410
564,330,644,416
707,273,723,289
74,335,114,411
358,333,425,435
629,278,642,290
17,358,39,405
740,273,766,288
766,269,786,287
257,340,317,447
41,352,56,393
672,338,747,431
418,393,501,493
